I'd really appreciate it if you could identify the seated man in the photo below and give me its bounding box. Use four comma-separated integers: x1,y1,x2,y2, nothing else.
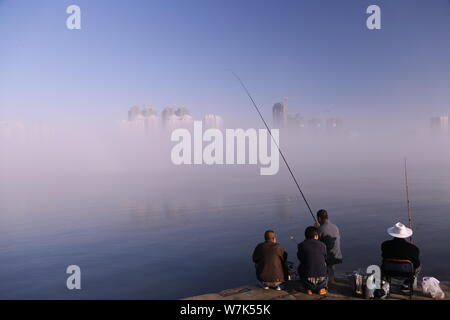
381,222,421,289
297,226,328,295
252,230,288,290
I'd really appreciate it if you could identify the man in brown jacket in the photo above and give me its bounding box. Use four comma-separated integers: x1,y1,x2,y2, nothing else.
252,230,288,290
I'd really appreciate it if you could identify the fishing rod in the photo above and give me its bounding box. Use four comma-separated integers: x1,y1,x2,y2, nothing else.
230,71,317,224
404,158,413,243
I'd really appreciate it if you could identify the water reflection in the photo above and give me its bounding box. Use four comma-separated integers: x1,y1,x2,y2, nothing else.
0,166,449,299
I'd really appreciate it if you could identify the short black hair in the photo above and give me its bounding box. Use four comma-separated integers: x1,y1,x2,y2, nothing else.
264,230,275,241
317,209,328,220
305,226,318,239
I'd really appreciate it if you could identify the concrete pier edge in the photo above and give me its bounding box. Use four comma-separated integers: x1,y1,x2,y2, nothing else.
183,278,450,300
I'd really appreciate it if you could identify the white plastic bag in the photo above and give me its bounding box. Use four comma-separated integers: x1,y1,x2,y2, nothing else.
422,277,445,299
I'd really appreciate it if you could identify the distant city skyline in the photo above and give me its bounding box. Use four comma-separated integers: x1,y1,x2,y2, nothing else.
120,105,223,136
1,0,450,125
272,101,344,133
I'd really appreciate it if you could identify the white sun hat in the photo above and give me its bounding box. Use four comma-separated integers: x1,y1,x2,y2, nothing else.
387,222,413,238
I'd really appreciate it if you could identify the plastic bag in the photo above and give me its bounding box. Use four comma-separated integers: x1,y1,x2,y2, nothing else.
422,277,445,299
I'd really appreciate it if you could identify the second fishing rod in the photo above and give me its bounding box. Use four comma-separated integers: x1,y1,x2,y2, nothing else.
231,71,317,224
404,158,414,243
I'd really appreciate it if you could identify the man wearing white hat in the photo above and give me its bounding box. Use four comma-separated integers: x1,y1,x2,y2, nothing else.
381,222,421,289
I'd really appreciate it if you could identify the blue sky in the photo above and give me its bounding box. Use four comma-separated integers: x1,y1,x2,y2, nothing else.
1,0,450,126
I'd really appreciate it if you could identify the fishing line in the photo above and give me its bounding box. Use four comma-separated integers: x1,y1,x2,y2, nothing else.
404,158,413,243
230,70,317,223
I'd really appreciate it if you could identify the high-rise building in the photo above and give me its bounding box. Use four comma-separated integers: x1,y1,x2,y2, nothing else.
141,107,158,118
176,107,193,130
430,116,449,133
273,102,288,128
203,114,224,130
162,106,176,121
308,118,322,129
128,106,142,121
162,106,194,131
162,106,177,130
175,107,190,117
127,106,146,132
141,107,160,134
326,118,343,132
287,114,305,129
124,106,160,136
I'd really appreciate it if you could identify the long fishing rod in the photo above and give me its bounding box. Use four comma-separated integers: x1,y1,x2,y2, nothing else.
231,71,317,224
404,158,413,243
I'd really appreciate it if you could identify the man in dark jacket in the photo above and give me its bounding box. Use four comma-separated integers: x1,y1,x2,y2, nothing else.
316,209,342,283
381,222,421,289
297,226,328,295
252,230,288,290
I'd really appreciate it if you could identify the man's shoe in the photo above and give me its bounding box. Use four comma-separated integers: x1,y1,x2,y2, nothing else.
319,288,328,295
258,282,269,289
306,290,313,295
275,286,282,291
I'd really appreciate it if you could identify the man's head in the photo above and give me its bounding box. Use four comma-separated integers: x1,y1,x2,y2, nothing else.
305,226,319,240
264,230,276,243
317,209,328,225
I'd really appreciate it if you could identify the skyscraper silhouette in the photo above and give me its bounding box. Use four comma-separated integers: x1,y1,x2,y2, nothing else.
273,102,288,128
